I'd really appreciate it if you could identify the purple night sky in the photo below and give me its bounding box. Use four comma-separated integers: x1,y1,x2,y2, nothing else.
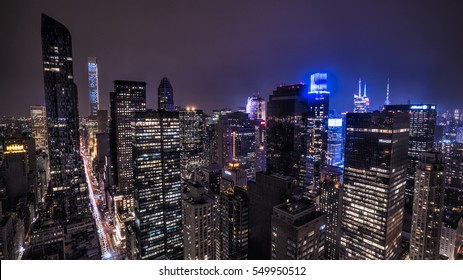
1,0,462,117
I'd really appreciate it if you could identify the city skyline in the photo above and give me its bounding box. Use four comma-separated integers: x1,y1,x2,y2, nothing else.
1,0,463,117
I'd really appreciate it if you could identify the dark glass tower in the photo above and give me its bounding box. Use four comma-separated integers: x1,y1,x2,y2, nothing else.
41,14,88,221
158,77,174,112
267,83,309,186
109,80,146,211
341,111,410,260
133,110,182,260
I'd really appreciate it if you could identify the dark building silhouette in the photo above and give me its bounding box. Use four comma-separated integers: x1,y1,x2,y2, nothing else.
341,111,410,260
248,172,295,259
41,14,88,221
132,110,182,260
158,77,174,112
266,83,309,186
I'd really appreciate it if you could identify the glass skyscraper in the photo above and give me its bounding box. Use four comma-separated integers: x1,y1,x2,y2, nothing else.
158,77,174,111
87,57,99,116
341,111,410,260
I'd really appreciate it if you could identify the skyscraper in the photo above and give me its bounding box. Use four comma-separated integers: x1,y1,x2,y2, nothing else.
179,108,205,182
30,105,47,153
182,184,214,260
384,104,436,206
109,80,146,211
271,198,326,260
326,118,344,167
267,83,309,185
41,14,88,220
87,57,99,116
307,73,330,188
319,166,343,259
158,77,174,112
353,79,370,113
246,95,266,121
132,110,182,260
410,152,446,260
341,111,410,260
248,172,295,259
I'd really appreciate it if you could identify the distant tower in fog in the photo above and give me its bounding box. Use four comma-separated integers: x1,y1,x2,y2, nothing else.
158,77,174,111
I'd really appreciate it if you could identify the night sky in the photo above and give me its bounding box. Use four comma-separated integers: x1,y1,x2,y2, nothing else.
1,0,462,117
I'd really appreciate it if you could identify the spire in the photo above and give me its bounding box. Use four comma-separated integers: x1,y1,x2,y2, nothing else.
358,78,362,97
363,83,367,97
384,78,391,106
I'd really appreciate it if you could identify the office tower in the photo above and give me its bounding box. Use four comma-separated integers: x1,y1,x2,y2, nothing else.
202,163,222,194
353,79,370,113
97,109,109,133
341,111,410,260
384,79,391,106
254,119,266,173
307,73,330,188
267,83,309,185
182,184,214,260
158,77,174,111
248,172,295,259
203,123,218,167
30,106,47,153
179,108,205,182
327,118,344,167
271,198,326,259
110,80,146,210
220,162,247,191
88,57,99,116
132,110,182,260
216,112,256,180
410,152,446,260
41,14,88,220
319,166,343,259
215,186,249,260
246,95,266,121
384,104,437,206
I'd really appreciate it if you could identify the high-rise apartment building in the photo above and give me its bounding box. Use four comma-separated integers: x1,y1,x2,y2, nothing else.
88,57,99,116
182,184,214,260
109,80,146,210
158,77,174,112
41,14,88,221
410,152,446,260
30,106,47,153
341,111,410,260
132,110,182,260
271,198,326,259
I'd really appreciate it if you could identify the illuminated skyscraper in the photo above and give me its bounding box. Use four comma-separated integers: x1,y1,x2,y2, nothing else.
341,111,409,260
30,105,48,153
246,95,266,120
41,14,88,220
384,78,391,106
307,73,330,188
109,80,146,210
182,184,214,260
88,57,99,116
158,77,174,112
179,108,205,182
353,79,370,113
132,110,182,260
271,198,326,260
384,104,436,208
326,118,344,167
410,152,446,260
